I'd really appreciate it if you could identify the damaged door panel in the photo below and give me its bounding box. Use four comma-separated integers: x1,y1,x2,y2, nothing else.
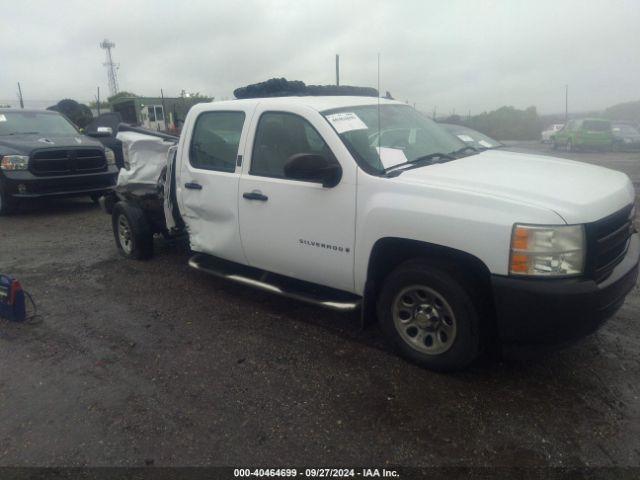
177,107,255,264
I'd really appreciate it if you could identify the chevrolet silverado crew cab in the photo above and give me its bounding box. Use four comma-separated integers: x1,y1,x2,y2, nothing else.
0,109,118,214
104,96,639,371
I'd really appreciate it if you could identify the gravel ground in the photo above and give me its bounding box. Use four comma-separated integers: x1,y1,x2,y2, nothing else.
0,143,639,468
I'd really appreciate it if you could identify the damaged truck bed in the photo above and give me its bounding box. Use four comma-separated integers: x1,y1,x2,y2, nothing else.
101,129,184,258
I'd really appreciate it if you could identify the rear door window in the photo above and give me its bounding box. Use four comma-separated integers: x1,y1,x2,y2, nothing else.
189,111,246,172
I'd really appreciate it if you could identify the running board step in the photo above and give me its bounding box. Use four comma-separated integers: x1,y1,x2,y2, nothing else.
188,254,361,312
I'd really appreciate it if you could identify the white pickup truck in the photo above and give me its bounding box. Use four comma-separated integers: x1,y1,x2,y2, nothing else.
103,96,639,371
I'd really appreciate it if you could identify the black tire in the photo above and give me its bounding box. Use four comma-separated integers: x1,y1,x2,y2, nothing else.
0,180,17,215
112,202,154,260
377,259,481,372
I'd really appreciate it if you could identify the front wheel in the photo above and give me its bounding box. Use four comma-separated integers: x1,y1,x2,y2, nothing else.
377,260,481,372
112,202,154,260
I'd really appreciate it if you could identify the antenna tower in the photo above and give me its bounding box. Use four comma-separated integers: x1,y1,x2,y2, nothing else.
100,39,119,97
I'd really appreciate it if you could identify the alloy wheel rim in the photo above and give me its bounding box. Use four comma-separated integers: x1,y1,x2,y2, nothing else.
392,285,457,355
117,215,133,254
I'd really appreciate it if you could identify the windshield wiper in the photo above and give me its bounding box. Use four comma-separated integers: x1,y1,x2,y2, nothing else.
383,152,454,177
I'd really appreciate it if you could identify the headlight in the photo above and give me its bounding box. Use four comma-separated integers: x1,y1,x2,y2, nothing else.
105,148,116,166
510,224,585,277
0,155,29,171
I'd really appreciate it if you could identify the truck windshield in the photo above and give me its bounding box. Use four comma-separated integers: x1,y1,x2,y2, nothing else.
0,111,78,136
322,104,468,174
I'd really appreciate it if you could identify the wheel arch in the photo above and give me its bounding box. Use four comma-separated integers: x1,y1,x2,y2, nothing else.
361,237,495,328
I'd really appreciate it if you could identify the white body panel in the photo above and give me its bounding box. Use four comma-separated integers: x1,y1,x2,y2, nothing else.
176,102,257,265
238,103,357,292
394,149,634,225
353,170,564,293
169,97,635,297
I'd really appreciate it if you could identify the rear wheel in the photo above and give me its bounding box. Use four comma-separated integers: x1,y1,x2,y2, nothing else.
377,260,481,372
112,202,154,260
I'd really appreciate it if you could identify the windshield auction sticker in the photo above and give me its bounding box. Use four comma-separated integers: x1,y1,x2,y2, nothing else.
325,112,368,134
376,146,408,169
456,134,474,142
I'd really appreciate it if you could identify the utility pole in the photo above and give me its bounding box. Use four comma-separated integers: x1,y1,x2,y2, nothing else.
17,82,24,109
433,106,436,119
564,84,568,123
95,86,101,116
160,88,168,130
100,39,119,97
335,54,340,86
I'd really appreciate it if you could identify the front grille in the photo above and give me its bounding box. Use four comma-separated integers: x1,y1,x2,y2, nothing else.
30,148,107,176
26,175,116,194
585,204,634,283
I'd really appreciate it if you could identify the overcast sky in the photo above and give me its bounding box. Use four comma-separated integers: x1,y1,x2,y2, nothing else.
1,0,638,115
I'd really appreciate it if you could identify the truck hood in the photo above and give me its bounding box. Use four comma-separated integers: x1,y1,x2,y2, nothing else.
0,134,103,155
397,149,635,224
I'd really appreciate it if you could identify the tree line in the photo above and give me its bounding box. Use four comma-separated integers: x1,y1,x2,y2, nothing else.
440,100,640,141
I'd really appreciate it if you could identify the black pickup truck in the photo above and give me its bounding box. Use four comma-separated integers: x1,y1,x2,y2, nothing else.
0,109,118,214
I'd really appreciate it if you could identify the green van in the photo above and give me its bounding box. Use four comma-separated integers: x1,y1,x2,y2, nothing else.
551,118,613,152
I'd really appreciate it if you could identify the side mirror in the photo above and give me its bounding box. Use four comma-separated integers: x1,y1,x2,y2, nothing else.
284,153,342,188
89,126,114,138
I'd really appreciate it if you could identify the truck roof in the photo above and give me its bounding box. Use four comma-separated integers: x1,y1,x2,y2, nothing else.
204,96,403,112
